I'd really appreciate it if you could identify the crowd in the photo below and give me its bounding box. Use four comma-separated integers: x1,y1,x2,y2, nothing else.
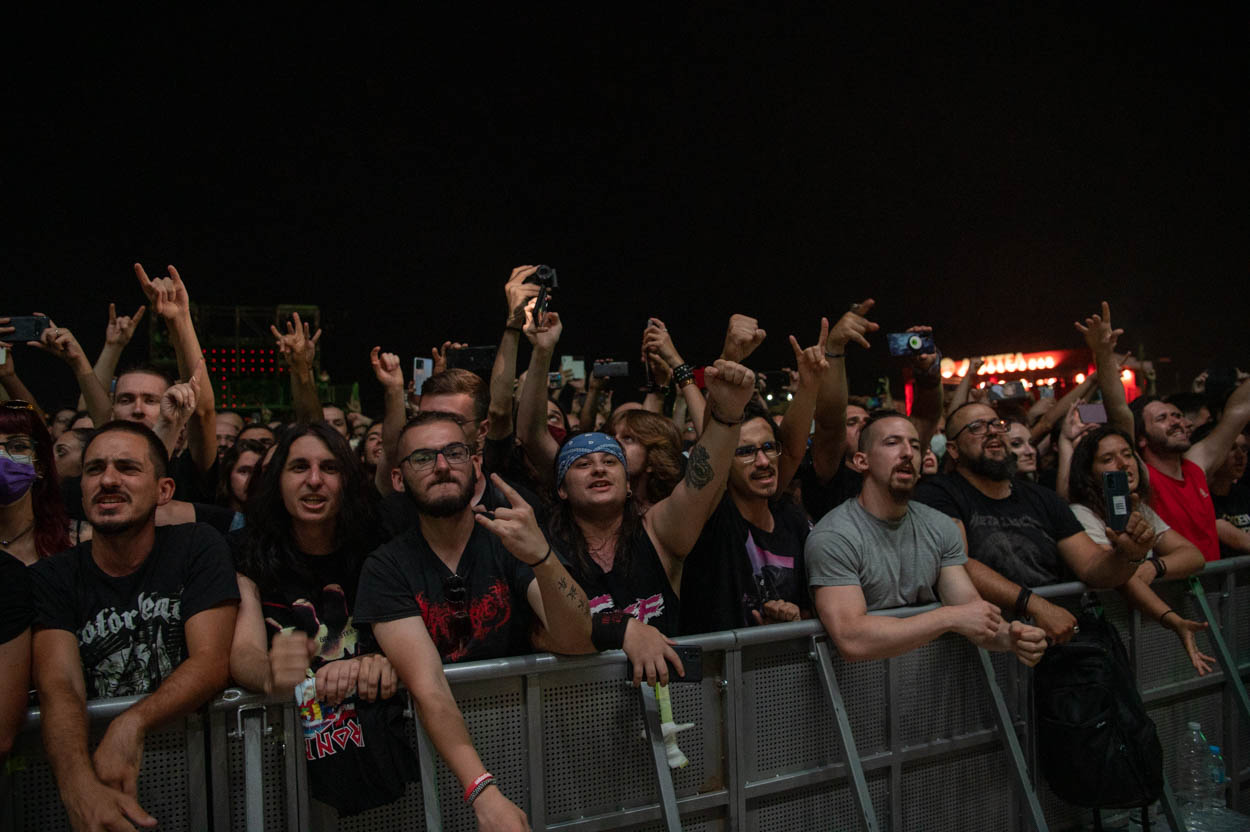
0,263,1247,832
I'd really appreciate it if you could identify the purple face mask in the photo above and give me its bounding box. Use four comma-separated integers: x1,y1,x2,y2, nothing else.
0,457,36,505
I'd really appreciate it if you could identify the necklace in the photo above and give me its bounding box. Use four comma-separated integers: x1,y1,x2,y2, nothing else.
1,520,34,547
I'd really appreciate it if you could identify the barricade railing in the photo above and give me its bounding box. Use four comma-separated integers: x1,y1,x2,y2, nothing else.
5,555,1250,831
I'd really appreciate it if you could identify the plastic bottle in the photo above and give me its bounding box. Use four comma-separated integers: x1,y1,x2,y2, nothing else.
1207,745,1226,808
1179,722,1212,831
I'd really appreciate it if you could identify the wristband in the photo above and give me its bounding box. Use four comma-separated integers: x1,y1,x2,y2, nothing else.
465,772,495,804
528,545,552,569
1014,587,1033,620
591,611,630,651
671,362,695,386
676,376,697,389
1159,609,1178,626
1150,557,1167,579
823,351,845,359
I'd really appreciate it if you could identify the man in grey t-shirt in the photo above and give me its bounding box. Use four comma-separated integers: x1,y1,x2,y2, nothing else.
806,413,1047,665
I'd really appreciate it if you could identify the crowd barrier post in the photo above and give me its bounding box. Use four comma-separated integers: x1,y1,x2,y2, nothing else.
1190,575,1250,724
976,648,1050,832
231,703,271,831
810,635,880,832
639,682,683,831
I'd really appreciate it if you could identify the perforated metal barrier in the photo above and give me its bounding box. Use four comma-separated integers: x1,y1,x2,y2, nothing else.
4,557,1250,831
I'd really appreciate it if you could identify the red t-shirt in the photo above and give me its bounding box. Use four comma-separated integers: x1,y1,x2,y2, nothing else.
1146,459,1220,561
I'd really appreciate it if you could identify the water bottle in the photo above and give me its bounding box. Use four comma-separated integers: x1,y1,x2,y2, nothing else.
1179,722,1212,831
1206,745,1225,809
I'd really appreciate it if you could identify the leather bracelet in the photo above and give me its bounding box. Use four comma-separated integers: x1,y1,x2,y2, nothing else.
671,362,695,386
1151,557,1167,579
528,545,552,568
1159,608,1179,626
824,351,845,359
1014,587,1033,620
465,772,495,804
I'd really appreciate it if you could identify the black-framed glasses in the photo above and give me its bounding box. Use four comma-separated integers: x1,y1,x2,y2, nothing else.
442,573,473,651
402,442,472,471
733,441,781,462
949,418,1009,441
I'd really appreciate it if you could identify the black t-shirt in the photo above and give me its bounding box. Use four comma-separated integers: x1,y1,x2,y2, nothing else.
680,494,812,634
377,477,547,541
29,523,239,698
193,502,237,535
232,540,416,816
559,527,682,638
1214,484,1250,558
61,476,86,521
0,550,33,643
913,473,1084,588
169,451,219,504
354,524,536,662
797,458,862,523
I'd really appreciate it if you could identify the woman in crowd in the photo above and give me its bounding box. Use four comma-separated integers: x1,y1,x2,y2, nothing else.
217,438,267,514
1065,421,1213,674
0,400,71,563
606,409,685,514
229,423,415,817
51,427,91,482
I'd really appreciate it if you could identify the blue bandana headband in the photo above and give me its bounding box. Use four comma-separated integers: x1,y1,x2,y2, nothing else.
555,432,626,485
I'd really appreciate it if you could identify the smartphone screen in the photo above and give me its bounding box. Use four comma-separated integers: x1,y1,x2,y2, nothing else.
560,355,586,382
413,357,433,392
1077,403,1108,424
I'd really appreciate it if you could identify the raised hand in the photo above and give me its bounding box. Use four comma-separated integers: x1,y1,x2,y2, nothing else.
157,369,201,433
370,346,404,389
522,300,562,351
904,324,939,374
1074,301,1124,357
106,302,147,347
1059,400,1097,446
642,317,684,368
505,266,542,327
473,474,549,565
827,298,879,351
271,311,322,369
721,314,766,363
789,317,832,391
30,319,91,370
134,263,191,322
432,340,467,375
703,359,756,423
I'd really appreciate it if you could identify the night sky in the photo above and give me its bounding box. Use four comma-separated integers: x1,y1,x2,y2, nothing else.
10,6,1246,415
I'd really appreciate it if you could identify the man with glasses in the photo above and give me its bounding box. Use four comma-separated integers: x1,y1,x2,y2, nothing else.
355,411,592,662
679,401,814,633
914,403,1146,644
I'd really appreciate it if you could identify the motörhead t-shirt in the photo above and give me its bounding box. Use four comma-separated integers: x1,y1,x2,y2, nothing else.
30,523,239,698
355,524,536,663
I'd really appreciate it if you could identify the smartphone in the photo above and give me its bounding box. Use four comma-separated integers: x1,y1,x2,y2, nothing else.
592,360,629,378
560,355,585,382
413,357,433,392
627,644,702,684
446,346,498,381
1077,403,1108,424
1039,386,1056,399
989,381,1028,401
547,371,563,389
5,316,51,343
886,331,935,357
1102,471,1132,532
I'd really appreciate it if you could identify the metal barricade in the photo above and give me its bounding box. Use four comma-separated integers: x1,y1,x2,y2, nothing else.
5,555,1250,831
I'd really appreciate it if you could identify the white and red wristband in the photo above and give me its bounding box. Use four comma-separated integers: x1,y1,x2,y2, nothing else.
464,771,496,805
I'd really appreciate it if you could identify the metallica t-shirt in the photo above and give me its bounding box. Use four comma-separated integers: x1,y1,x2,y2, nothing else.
30,523,239,698
355,524,536,663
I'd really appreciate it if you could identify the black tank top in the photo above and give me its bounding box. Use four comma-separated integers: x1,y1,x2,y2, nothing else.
560,527,681,637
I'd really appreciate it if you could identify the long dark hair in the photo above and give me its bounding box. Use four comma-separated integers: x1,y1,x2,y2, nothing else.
216,438,268,509
1068,425,1151,516
545,434,644,579
236,423,379,593
0,403,70,557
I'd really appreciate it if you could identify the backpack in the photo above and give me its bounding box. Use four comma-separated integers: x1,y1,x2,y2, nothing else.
1032,602,1164,809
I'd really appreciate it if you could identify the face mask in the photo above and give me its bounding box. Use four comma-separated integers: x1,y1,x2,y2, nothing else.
929,433,947,460
0,457,37,505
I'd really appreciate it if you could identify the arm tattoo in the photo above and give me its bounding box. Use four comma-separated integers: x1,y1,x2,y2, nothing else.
684,444,714,490
557,576,568,592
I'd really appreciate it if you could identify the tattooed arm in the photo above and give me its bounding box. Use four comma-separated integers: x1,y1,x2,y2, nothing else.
645,359,756,560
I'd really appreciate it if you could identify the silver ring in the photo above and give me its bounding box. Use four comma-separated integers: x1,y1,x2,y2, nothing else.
53,328,59,337
1072,625,1080,634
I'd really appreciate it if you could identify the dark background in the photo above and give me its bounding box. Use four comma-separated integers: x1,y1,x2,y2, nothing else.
8,5,1246,415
